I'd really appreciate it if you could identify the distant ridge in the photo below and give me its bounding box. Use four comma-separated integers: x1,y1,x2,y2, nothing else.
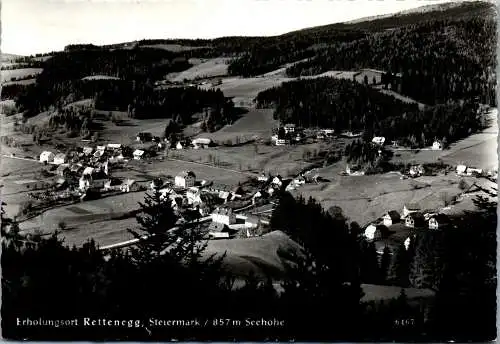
345,1,461,24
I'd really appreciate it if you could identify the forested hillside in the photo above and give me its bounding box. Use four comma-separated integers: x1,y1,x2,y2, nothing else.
255,77,485,148
287,17,496,105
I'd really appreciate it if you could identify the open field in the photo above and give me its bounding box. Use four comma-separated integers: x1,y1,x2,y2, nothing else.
170,140,329,177
293,171,467,226
204,230,302,279
1,68,43,82
18,190,147,234
391,108,498,171
193,108,277,143
200,76,294,106
168,57,230,81
2,78,36,86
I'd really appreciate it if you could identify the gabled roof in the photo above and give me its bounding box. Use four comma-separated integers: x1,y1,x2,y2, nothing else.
212,207,233,216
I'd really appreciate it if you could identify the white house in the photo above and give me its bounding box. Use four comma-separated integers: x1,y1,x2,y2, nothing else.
405,212,425,228
79,175,91,191
82,147,93,156
53,153,67,165
252,190,268,204
174,171,196,188
271,134,278,143
257,173,270,182
322,129,335,136
107,143,122,150
284,123,296,134
192,138,211,149
456,165,467,175
276,138,290,146
82,166,95,176
409,165,425,177
466,167,483,176
211,207,236,225
133,149,144,160
364,224,378,241
372,136,386,145
186,187,202,204
176,142,184,150
383,211,401,227
429,214,451,230
272,176,283,188
120,179,140,193
40,151,55,163
432,140,443,150
402,203,421,218
293,175,306,186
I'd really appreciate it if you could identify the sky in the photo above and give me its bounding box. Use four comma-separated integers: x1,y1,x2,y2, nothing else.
3,0,455,56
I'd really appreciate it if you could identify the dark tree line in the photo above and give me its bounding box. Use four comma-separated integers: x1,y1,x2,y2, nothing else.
14,48,192,117
255,77,418,131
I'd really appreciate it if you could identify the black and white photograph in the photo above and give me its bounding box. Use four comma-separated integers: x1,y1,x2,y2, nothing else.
0,0,497,341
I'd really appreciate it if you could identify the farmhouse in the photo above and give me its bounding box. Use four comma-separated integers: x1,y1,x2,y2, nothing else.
133,149,144,160
257,173,270,183
107,143,122,150
82,147,93,156
402,203,421,218
276,138,290,146
409,165,425,178
293,175,306,186
322,129,335,136
211,207,236,225
428,214,451,230
432,140,443,150
456,165,467,175
53,153,67,165
192,138,211,149
175,171,196,188
40,151,55,163
176,142,184,150
272,176,283,187
82,166,95,177
284,123,296,134
56,164,70,177
466,167,483,176
383,211,401,227
120,179,141,193
405,212,426,228
371,136,386,145
186,187,201,204
355,69,385,85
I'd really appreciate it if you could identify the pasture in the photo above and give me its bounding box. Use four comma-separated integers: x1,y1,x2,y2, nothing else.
204,230,303,279
169,57,230,81
1,68,43,82
293,171,466,226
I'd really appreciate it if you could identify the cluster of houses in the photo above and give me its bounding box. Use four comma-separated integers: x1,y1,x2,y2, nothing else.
39,144,142,200
135,131,213,152
271,124,305,146
372,136,443,150
364,203,453,254
147,170,267,239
